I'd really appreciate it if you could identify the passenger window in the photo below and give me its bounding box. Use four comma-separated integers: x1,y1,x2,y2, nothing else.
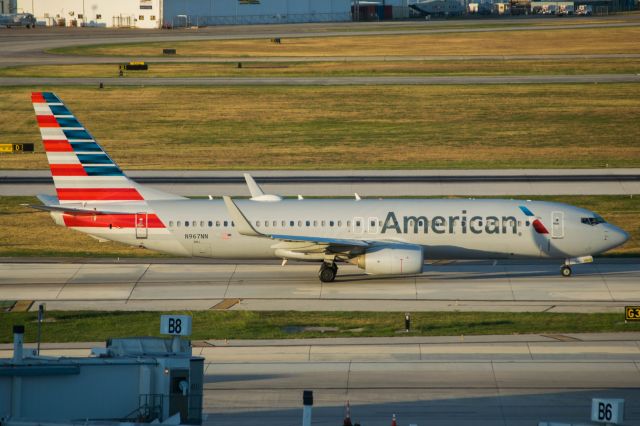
298,220,302,227
330,221,334,227
208,221,213,227
339,220,343,227
281,220,285,227
290,220,294,227
185,221,189,227
256,221,261,227
177,221,181,227
356,220,361,227
264,221,269,228
313,220,317,227
273,220,277,227
306,221,310,227
169,221,174,227
232,221,235,227
200,221,205,227
224,221,228,227
370,220,375,227
321,220,326,227
192,221,196,227
216,221,220,227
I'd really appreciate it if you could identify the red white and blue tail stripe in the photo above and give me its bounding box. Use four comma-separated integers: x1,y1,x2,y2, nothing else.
32,92,182,204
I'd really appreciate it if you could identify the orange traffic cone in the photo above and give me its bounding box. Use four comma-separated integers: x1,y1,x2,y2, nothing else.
343,400,353,426
391,413,397,426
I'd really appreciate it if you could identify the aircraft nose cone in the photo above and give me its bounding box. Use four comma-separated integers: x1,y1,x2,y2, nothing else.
607,225,629,249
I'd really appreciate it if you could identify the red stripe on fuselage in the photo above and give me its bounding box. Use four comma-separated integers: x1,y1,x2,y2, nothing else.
63,213,165,228
57,188,144,201
50,164,87,176
43,140,73,152
532,219,549,234
31,93,45,103
37,115,59,127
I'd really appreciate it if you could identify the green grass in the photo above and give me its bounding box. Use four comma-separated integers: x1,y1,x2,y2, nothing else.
1,311,638,343
0,195,637,257
1,59,638,78
1,84,640,170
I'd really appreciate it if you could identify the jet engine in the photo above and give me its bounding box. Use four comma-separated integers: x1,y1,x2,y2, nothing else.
352,245,424,275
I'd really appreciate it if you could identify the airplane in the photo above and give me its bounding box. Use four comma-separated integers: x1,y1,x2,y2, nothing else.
29,92,629,282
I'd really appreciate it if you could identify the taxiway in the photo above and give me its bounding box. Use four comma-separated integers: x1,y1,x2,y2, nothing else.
1,259,638,312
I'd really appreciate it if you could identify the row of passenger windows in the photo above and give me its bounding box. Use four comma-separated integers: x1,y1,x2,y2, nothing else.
168,219,371,229
169,220,234,228
168,219,532,229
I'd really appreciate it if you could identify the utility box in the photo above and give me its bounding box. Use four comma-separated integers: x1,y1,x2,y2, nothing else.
0,326,203,424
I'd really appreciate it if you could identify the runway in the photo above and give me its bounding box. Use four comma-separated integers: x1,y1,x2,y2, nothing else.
1,333,639,425
1,259,638,312
1,18,638,66
3,74,640,87
3,169,639,196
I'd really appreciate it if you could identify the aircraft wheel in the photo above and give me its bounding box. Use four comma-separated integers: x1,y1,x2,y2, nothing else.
560,265,572,277
319,264,337,282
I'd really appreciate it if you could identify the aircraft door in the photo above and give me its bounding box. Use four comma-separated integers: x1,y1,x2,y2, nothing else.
551,211,564,239
367,217,379,234
353,217,364,234
135,212,148,239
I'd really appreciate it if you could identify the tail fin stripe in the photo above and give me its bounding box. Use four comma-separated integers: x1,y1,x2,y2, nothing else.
50,164,88,176
57,188,144,202
46,152,81,164
43,140,73,152
70,142,103,152
77,154,113,164
63,129,92,140
49,105,71,115
84,166,124,176
37,115,59,127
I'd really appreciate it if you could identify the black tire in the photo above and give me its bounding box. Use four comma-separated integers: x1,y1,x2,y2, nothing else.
561,265,572,277
319,265,336,282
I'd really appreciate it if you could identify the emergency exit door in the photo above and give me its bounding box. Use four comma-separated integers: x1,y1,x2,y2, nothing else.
135,213,148,239
551,211,564,239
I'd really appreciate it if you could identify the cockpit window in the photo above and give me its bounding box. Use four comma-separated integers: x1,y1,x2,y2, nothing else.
581,215,606,226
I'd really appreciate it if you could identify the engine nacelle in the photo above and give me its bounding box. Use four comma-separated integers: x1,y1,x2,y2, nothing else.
354,245,424,275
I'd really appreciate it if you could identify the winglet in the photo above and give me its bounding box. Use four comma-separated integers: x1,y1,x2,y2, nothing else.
244,173,282,202
244,173,265,198
222,196,263,237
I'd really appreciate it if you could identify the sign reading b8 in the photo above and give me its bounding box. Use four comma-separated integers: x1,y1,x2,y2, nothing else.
160,315,192,336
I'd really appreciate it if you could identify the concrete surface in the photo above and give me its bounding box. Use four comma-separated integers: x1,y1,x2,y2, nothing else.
1,16,639,67
1,333,639,425
1,259,639,312
2,169,639,196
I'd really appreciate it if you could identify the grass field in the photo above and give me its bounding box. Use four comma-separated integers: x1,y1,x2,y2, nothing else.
1,311,638,342
1,84,640,170
0,195,637,257
2,58,639,78
50,27,640,58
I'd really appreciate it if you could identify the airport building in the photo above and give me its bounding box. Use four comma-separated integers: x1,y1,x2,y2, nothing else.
13,0,353,28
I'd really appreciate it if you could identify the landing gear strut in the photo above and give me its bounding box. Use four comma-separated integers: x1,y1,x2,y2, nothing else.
560,265,572,277
319,262,338,282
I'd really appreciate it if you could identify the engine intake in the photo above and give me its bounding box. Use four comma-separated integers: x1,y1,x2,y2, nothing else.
353,244,424,275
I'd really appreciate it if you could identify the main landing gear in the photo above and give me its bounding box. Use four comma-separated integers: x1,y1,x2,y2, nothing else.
560,264,572,277
319,262,338,283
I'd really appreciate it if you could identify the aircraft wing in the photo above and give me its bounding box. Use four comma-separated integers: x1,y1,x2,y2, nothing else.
223,196,373,254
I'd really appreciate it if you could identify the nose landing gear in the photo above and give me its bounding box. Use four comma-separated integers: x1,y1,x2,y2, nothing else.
560,265,572,277
319,262,338,282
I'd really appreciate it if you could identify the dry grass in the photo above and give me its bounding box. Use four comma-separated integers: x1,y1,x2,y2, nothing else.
53,27,640,57
0,195,637,257
1,84,639,170
1,58,639,78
